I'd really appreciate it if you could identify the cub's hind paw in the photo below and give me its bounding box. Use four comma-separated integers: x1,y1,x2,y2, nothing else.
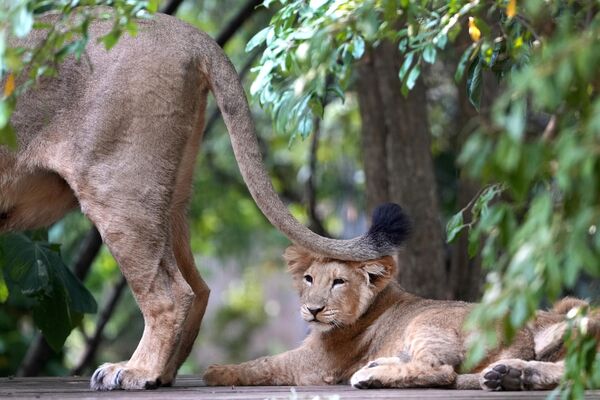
481,363,531,391
90,362,163,390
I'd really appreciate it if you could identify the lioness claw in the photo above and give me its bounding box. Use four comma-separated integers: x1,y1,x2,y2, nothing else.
90,363,162,391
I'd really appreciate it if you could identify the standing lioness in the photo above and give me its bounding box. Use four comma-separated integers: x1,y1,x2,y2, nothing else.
1,11,406,391
204,208,596,390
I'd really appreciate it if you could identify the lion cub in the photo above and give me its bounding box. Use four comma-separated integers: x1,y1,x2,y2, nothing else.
204,240,594,390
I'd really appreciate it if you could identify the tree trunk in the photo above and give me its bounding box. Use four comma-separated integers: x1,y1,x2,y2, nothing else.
357,42,448,299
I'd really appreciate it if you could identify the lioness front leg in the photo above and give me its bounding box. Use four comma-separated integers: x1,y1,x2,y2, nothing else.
351,358,456,389
80,187,195,390
481,359,564,391
204,349,322,386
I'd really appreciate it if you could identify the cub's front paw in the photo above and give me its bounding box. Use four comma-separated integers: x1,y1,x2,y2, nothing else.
350,357,402,389
350,367,385,389
203,364,241,386
90,362,164,390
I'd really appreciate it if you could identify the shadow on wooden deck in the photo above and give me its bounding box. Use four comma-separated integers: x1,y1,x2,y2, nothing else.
2,376,600,399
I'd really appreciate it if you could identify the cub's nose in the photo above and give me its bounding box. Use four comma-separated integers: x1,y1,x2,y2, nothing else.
308,306,325,317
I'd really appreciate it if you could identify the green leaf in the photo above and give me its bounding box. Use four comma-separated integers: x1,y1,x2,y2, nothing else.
466,56,483,110
511,296,529,327
53,260,97,314
0,97,15,129
473,185,504,217
250,59,273,96
246,27,270,52
398,52,414,81
423,45,436,64
494,135,520,173
405,64,421,90
12,5,34,38
0,233,97,350
327,82,345,101
100,31,121,50
0,123,17,149
126,20,138,37
505,99,526,141
468,228,480,258
147,0,159,13
455,43,477,82
352,36,365,59
309,96,324,118
0,272,9,303
1,235,52,298
309,0,328,9
32,281,72,352
489,41,502,67
434,33,447,49
297,113,313,139
446,212,465,243
398,38,408,52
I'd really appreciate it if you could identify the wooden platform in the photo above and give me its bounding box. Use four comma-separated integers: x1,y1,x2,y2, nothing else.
2,376,600,399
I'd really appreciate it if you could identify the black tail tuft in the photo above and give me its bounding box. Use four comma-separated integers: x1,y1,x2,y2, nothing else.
367,203,411,252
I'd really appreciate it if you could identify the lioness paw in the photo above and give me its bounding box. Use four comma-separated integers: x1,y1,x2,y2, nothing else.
90,362,163,390
203,364,240,386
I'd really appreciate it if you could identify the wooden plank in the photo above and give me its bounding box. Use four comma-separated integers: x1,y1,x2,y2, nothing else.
2,376,600,399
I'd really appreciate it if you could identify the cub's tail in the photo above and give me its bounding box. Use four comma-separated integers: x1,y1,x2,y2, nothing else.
195,32,409,261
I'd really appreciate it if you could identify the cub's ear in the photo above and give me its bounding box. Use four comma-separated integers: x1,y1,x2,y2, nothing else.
283,245,315,277
359,256,397,290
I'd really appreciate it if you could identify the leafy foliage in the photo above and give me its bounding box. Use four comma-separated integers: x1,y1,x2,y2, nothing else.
0,233,97,351
248,0,379,140
443,3,600,392
561,306,600,398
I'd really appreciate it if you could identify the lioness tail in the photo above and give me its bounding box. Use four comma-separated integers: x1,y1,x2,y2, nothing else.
195,31,408,261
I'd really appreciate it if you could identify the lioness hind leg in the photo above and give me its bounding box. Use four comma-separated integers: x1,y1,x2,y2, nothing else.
82,199,195,390
162,103,210,382
163,209,210,383
351,359,456,389
480,359,564,391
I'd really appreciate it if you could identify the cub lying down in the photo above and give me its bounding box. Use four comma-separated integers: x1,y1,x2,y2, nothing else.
204,224,597,390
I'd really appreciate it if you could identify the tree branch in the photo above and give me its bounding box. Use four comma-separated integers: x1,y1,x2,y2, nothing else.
72,227,102,280
215,0,264,47
161,0,184,15
305,119,329,236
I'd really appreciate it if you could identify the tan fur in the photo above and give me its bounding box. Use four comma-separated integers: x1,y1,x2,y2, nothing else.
0,10,403,391
203,246,597,391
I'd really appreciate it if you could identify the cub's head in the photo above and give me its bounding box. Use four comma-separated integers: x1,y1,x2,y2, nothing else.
284,245,397,332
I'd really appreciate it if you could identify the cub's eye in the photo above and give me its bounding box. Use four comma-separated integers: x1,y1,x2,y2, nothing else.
304,275,313,283
332,278,345,287
0,212,8,221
